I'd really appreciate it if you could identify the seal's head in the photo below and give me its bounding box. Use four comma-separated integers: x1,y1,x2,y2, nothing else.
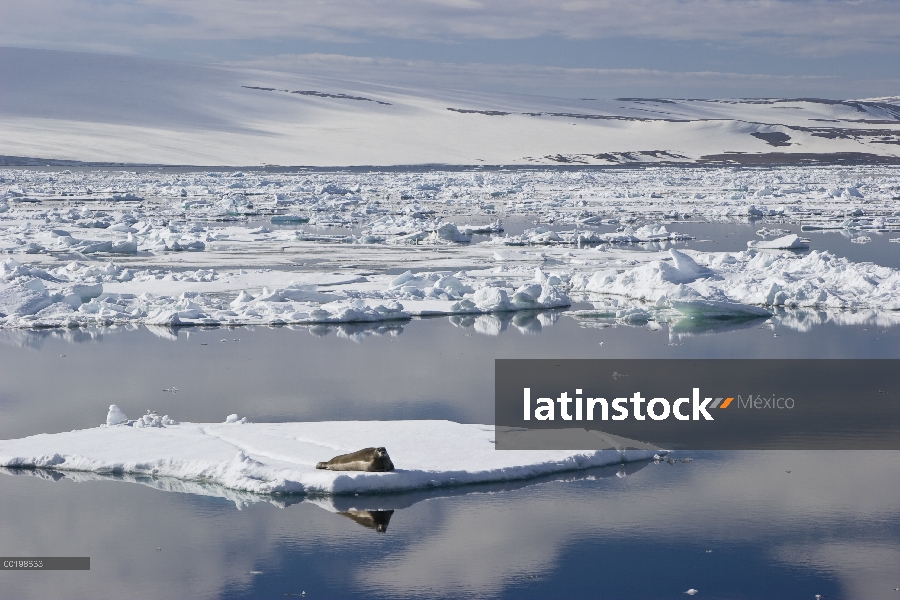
373,447,395,472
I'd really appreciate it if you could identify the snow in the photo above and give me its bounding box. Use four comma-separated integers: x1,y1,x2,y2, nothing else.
0,417,656,495
2,48,900,166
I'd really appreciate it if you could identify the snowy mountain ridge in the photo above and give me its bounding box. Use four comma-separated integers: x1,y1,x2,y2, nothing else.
2,47,899,167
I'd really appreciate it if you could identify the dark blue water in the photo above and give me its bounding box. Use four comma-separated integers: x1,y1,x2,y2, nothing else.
2,315,900,599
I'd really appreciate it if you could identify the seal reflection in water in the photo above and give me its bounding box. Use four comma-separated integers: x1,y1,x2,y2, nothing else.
339,510,395,533
315,447,395,472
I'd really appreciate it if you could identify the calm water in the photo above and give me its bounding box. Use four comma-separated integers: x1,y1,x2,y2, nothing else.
2,313,900,599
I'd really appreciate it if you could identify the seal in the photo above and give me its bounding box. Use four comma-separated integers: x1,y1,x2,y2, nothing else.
315,447,395,472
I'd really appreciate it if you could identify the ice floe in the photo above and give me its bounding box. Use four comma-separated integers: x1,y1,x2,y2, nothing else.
747,234,810,249
0,417,657,495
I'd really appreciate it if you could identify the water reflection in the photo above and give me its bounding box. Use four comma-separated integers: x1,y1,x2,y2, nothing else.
1,459,645,516
1,302,898,354
0,325,120,349
337,510,394,532
4,452,899,599
668,314,770,338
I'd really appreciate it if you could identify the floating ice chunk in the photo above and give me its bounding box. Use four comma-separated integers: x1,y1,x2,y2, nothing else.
76,241,113,254
536,285,571,308
106,404,129,426
616,307,650,323
433,275,466,296
0,258,24,278
667,249,713,283
224,414,251,424
65,283,103,302
575,269,618,293
851,236,872,244
21,277,46,294
110,236,138,253
449,299,477,312
671,300,772,318
428,222,472,243
389,270,415,288
511,283,543,307
756,228,791,238
255,287,284,302
145,309,181,326
170,240,205,252
747,234,809,249
230,290,256,307
133,412,178,428
33,302,78,320
0,285,53,317
473,287,510,311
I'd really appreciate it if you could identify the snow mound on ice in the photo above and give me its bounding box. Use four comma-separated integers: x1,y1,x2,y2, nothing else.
106,404,128,426
0,420,655,495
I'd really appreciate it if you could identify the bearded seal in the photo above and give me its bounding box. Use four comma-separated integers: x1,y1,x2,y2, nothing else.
315,447,395,472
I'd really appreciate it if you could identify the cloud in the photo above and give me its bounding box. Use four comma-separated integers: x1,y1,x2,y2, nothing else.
2,0,900,58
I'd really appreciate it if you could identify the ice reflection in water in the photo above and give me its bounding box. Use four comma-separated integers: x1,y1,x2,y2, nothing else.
3,451,900,599
2,313,900,598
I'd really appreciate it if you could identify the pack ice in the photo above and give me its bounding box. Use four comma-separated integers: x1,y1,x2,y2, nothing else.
0,407,657,495
2,165,900,330
571,248,900,311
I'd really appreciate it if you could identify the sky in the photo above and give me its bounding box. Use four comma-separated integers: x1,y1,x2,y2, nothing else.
2,0,900,99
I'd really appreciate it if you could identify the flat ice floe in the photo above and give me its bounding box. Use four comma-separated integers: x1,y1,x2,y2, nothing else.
0,413,656,495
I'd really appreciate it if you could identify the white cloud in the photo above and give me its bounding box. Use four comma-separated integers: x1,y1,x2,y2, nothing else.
2,0,900,57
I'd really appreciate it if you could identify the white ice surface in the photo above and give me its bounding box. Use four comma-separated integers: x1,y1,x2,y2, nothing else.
0,419,655,495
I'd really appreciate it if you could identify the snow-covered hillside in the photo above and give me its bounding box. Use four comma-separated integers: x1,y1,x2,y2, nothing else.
2,47,899,167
